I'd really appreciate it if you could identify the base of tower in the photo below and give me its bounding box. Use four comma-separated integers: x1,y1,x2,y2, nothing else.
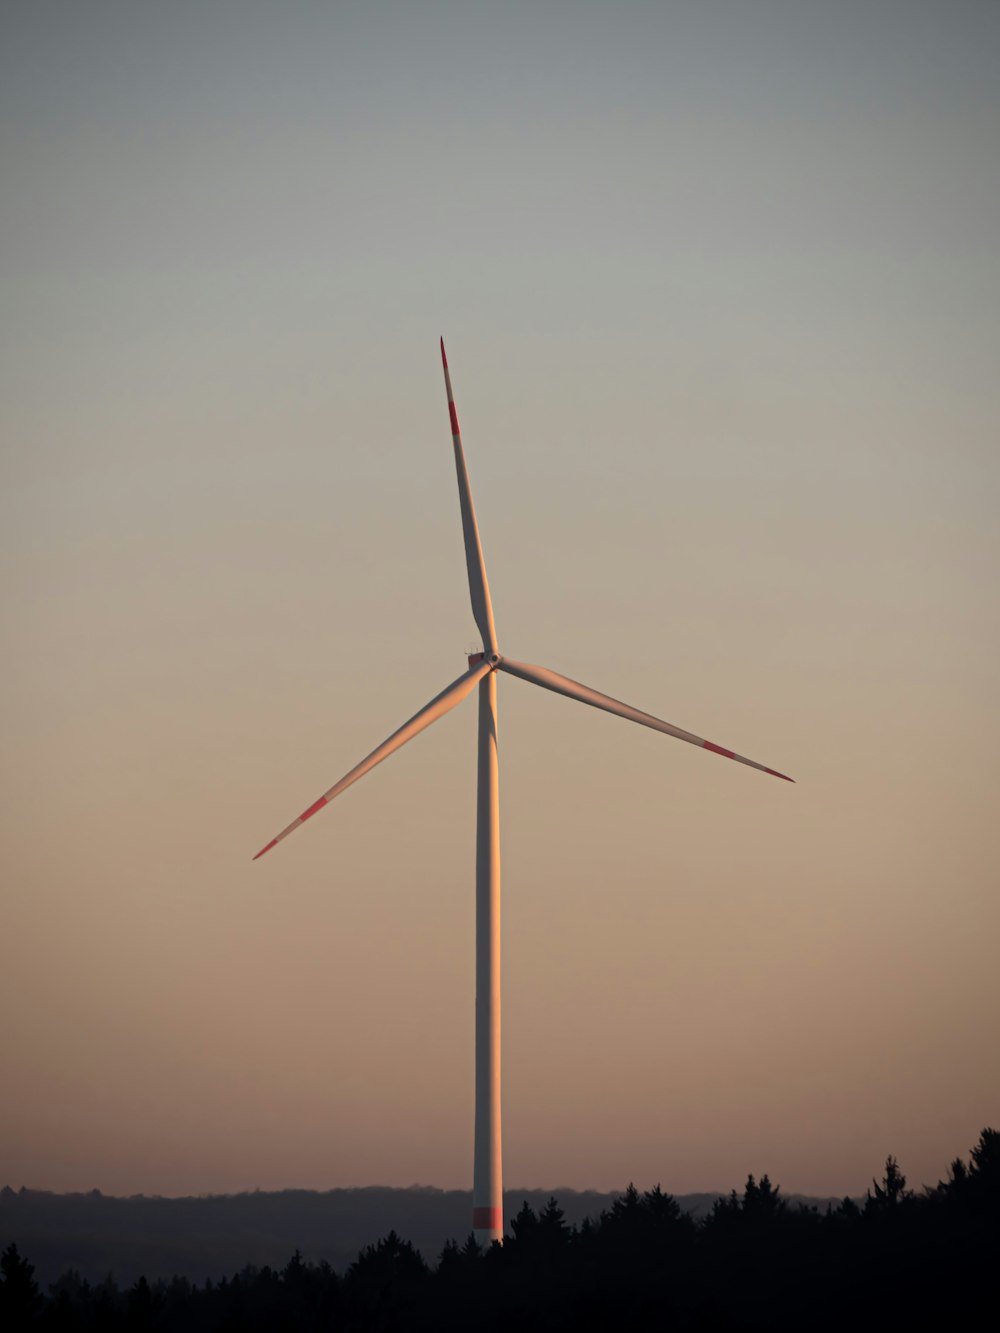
472,1205,503,1246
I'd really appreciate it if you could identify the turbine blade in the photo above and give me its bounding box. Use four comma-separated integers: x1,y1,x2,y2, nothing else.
253,658,493,859
440,338,498,655
498,657,794,783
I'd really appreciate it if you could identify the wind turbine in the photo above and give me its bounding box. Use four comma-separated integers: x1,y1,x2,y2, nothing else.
253,340,793,1245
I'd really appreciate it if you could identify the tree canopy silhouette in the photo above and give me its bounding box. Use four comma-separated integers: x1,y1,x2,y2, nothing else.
2,1129,996,1330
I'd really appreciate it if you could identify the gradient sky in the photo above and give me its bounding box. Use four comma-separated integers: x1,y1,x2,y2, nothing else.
2,1,998,1201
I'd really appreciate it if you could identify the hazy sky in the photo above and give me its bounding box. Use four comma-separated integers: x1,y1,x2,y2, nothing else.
2,1,998,1202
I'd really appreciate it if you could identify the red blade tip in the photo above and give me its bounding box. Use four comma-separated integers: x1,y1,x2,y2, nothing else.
252,838,277,861
704,740,794,783
440,337,448,368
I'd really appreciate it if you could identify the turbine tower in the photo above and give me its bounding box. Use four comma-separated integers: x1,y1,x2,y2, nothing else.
253,341,793,1245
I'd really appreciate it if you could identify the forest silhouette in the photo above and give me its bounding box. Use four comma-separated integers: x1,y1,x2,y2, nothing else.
1,1129,996,1330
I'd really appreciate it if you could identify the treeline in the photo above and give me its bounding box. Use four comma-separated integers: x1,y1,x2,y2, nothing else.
2,1129,996,1331
0,1184,655,1287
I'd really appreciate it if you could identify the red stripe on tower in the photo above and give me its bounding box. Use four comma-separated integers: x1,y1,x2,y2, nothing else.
472,1206,502,1230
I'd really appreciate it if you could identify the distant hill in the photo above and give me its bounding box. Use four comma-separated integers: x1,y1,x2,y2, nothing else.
0,1184,849,1287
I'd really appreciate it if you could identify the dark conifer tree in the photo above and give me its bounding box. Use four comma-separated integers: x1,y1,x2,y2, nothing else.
125,1275,158,1331
1,1244,43,1328
459,1232,482,1264
537,1197,571,1258
866,1155,909,1214
508,1201,539,1249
